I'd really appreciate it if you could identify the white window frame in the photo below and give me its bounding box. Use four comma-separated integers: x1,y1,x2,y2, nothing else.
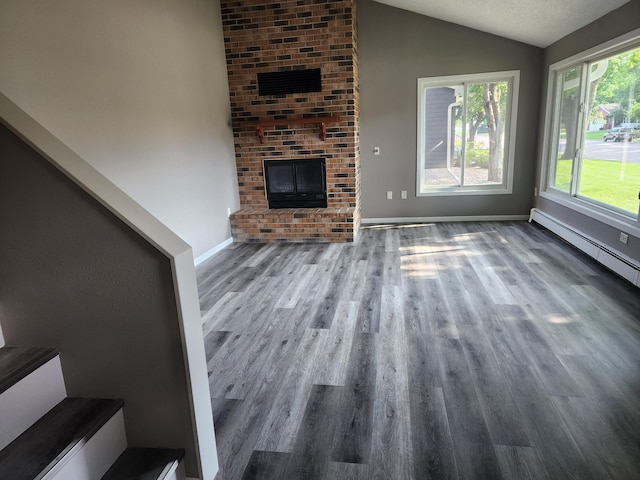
540,28,640,237
416,70,519,196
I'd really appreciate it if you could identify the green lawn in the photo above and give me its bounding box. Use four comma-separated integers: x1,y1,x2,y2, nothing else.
554,158,640,213
585,131,605,140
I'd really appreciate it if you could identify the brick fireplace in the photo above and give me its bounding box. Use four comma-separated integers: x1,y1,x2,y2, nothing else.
222,0,360,242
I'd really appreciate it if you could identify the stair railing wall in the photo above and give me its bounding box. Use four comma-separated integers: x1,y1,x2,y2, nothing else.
0,93,217,480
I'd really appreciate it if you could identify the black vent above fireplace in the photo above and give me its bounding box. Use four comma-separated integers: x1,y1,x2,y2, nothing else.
258,68,322,96
264,158,327,209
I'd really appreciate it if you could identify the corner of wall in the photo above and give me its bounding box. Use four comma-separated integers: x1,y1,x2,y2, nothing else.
194,237,233,266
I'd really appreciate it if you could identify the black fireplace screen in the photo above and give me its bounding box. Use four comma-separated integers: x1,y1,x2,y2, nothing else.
264,158,327,209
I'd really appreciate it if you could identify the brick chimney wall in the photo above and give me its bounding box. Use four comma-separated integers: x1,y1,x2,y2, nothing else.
222,0,360,242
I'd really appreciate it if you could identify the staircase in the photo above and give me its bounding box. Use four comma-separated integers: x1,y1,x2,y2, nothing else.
0,346,186,480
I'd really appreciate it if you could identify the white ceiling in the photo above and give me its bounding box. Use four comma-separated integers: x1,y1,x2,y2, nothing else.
372,0,630,47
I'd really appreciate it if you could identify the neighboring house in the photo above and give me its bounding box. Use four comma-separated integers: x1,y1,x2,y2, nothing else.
1,1,639,479
597,102,621,129
423,87,459,169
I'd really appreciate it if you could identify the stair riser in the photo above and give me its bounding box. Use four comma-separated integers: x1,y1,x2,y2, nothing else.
0,355,66,450
166,462,186,480
159,462,187,480
43,408,127,480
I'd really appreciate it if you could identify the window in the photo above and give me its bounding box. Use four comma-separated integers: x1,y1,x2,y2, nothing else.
542,33,640,225
416,71,519,196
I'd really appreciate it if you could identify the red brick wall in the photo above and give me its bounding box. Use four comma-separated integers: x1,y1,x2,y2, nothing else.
222,0,360,242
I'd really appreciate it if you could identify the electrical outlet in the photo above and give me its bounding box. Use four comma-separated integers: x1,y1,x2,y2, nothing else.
534,187,538,197
386,191,393,200
401,190,407,199
619,232,629,244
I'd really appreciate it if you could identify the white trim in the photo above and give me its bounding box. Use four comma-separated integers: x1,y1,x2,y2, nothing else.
361,214,530,224
412,186,515,197
0,92,218,480
530,208,640,287
538,64,556,193
416,70,519,196
194,237,233,266
549,28,640,72
171,249,219,480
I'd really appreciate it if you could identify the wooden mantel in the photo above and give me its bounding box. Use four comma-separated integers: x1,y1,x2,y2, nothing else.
238,116,340,143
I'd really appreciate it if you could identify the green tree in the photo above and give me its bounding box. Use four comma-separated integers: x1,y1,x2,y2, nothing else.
464,82,508,181
466,84,485,146
563,48,639,157
631,102,640,122
595,48,640,105
611,106,628,125
592,47,640,125
483,82,506,182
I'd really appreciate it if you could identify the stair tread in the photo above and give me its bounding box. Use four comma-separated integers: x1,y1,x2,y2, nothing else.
101,447,185,480
0,397,124,479
0,345,58,394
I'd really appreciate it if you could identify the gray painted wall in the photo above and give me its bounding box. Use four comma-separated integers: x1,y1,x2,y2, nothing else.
0,123,199,475
358,0,543,219
0,0,239,260
535,1,640,262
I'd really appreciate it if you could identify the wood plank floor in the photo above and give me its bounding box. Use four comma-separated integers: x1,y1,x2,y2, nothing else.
196,221,640,480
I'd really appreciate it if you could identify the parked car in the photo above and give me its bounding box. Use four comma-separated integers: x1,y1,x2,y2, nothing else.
603,128,635,142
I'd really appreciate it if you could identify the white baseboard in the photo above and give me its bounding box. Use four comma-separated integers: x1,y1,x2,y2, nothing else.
529,208,640,287
361,214,530,224
194,238,233,266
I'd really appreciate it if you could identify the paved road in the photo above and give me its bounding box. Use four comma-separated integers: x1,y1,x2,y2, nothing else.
557,138,640,162
583,138,640,162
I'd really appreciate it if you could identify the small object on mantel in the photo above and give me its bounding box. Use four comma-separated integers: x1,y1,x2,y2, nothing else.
238,116,340,143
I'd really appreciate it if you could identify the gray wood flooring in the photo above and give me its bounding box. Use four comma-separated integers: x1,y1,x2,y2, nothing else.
196,221,640,480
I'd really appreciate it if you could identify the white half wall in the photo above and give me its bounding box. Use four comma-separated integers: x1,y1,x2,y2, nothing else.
0,0,239,259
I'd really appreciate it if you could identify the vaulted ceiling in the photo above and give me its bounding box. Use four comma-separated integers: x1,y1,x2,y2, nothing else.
372,0,630,47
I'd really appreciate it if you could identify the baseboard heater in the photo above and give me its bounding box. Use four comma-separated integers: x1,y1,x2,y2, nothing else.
529,208,640,288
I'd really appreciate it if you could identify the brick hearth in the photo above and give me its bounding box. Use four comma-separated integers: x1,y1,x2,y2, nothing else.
222,0,360,242
230,207,354,242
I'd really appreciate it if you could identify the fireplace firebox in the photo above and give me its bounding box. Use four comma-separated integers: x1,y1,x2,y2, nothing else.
264,158,327,209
